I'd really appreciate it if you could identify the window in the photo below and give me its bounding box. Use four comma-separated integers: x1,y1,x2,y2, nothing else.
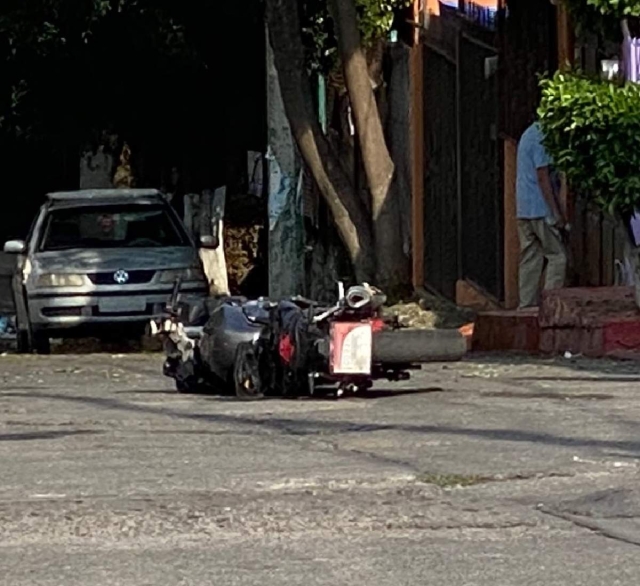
40,204,188,251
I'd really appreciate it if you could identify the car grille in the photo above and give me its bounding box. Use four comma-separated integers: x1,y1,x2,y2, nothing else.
42,307,84,318
92,304,155,317
87,270,156,285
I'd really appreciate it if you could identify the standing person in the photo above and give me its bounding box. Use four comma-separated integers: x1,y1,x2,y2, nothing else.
516,121,568,308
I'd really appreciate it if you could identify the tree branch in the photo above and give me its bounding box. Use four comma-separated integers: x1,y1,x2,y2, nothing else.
329,0,395,222
265,0,375,282
329,0,409,290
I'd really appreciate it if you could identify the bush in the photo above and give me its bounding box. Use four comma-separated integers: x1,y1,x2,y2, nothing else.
538,70,640,216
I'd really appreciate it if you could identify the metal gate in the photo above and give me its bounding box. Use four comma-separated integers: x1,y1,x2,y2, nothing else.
423,44,458,300
423,28,501,300
458,34,502,299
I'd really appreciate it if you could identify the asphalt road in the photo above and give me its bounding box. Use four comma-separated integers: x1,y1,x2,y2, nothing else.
2,352,640,585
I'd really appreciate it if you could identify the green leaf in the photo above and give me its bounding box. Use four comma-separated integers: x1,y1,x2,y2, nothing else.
538,70,640,216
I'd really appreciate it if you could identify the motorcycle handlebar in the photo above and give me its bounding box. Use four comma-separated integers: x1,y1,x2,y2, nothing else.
167,277,183,315
289,295,318,308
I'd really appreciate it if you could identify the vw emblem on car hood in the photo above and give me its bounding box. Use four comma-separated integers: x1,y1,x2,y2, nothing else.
113,269,130,284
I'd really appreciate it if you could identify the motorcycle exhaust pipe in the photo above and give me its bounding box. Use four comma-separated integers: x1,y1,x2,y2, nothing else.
345,285,387,310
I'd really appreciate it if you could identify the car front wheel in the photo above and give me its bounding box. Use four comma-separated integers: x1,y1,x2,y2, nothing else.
16,319,50,355
16,329,31,354
32,331,51,355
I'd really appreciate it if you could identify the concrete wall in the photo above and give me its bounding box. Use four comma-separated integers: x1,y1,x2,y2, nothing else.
0,254,15,314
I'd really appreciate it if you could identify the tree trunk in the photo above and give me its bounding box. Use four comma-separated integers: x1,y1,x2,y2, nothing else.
265,0,375,283
329,0,409,291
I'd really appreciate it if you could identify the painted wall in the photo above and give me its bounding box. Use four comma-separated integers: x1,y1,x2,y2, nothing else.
265,32,305,299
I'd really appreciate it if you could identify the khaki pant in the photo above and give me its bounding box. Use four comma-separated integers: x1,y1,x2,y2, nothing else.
518,219,567,308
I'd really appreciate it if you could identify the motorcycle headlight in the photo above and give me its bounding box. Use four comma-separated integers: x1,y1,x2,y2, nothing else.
159,267,206,283
37,273,87,288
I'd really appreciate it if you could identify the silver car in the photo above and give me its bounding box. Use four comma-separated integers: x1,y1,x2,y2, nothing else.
4,189,211,353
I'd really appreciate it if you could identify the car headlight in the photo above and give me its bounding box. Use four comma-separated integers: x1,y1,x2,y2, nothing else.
159,267,206,283
37,274,87,288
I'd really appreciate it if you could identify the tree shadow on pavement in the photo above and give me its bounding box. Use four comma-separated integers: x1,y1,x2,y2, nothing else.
114,389,185,396
9,389,640,457
507,375,640,383
0,429,100,442
354,387,444,399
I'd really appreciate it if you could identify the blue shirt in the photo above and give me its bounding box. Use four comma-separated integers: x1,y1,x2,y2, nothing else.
516,122,552,219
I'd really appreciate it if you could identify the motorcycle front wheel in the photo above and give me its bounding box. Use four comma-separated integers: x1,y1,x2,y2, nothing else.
233,342,264,400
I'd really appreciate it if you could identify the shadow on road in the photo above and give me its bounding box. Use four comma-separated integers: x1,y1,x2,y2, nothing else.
509,376,640,384
113,387,444,400
0,429,99,442
351,388,444,399
479,390,613,401
114,389,182,396
7,389,640,457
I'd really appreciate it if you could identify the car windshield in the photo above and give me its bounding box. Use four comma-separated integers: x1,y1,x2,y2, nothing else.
39,204,188,251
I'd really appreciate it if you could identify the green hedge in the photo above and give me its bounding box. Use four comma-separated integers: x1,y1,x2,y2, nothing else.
538,71,640,216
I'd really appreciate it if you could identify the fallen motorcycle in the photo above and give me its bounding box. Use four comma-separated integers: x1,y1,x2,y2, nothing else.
151,280,417,399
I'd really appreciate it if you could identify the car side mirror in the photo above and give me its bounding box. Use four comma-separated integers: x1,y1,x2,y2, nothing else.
3,240,25,254
199,235,219,249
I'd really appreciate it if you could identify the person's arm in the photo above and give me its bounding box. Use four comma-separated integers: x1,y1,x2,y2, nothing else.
536,166,565,228
532,128,566,227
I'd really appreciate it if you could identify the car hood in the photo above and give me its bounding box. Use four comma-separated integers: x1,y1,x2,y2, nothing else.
32,247,199,274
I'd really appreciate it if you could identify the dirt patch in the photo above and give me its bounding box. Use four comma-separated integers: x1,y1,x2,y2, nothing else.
223,193,267,297
54,335,161,355
225,224,261,295
417,473,489,488
383,293,475,330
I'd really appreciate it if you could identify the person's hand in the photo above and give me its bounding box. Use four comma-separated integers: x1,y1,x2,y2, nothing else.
549,209,566,230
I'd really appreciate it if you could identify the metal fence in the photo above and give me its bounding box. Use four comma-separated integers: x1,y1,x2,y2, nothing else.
423,44,459,300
